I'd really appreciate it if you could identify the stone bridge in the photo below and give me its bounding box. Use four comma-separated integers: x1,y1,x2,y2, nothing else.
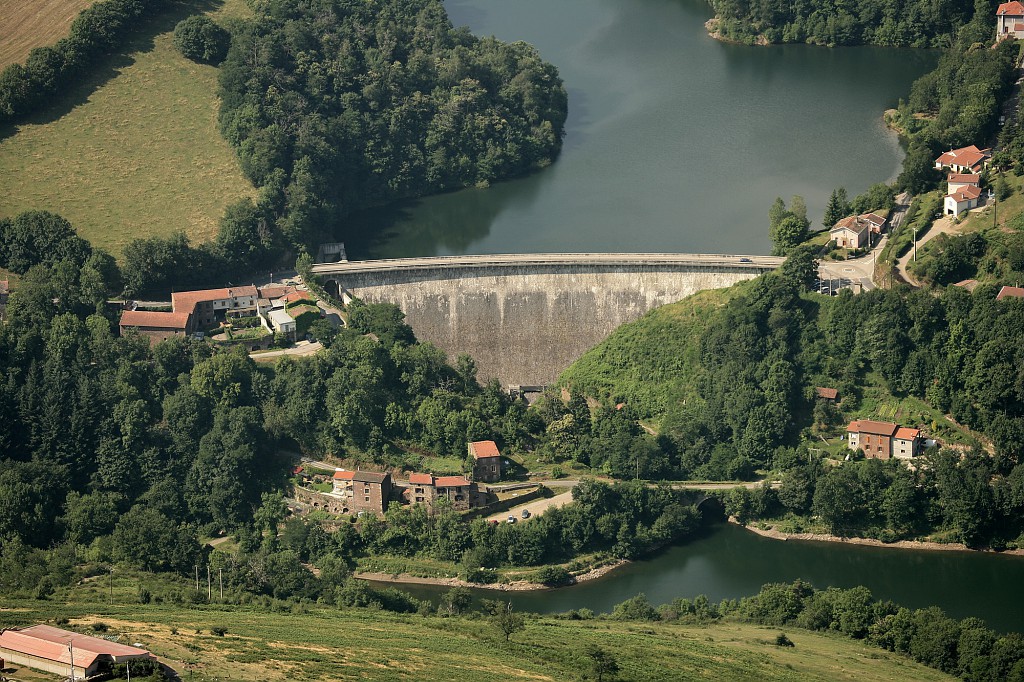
312,253,782,386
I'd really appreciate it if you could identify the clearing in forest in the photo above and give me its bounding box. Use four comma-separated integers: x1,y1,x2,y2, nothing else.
0,0,255,257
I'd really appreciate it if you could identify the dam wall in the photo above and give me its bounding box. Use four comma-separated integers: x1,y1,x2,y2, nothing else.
313,254,781,386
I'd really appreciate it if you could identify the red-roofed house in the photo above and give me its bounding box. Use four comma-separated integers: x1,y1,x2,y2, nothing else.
997,285,1024,300
944,184,982,217
947,173,980,194
998,1,1024,39
848,420,922,460
894,428,922,459
831,214,872,248
120,285,259,344
469,440,502,482
435,475,475,510
934,146,991,174
0,625,154,678
118,309,193,343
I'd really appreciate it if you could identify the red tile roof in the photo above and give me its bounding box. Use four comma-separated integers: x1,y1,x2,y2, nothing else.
283,290,315,304
953,279,979,291
408,473,435,485
119,309,190,330
832,215,871,235
847,420,898,436
469,440,500,459
947,173,980,185
333,470,355,480
999,1,1024,15
0,625,153,668
258,284,297,300
894,428,921,440
435,476,471,487
935,145,990,171
947,185,982,202
171,286,258,314
997,285,1024,300
815,387,838,400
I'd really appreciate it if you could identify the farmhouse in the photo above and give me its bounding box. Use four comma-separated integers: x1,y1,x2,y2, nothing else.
469,440,502,482
330,470,392,515
829,214,880,249
0,625,154,679
934,146,991,174
997,1,1024,39
847,420,923,460
119,285,259,343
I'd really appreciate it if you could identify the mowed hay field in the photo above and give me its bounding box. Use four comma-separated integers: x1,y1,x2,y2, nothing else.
0,598,954,682
0,0,96,68
0,0,255,257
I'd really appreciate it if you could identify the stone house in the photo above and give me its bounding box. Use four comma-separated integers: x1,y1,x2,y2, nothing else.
829,213,885,249
331,470,392,516
403,472,439,506
847,420,922,460
469,440,502,482
997,1,1024,39
434,475,475,511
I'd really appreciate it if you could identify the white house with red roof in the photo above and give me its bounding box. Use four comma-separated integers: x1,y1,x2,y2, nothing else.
997,1,1024,39
947,173,980,194
829,213,885,249
934,146,991,174
944,184,983,217
893,428,922,459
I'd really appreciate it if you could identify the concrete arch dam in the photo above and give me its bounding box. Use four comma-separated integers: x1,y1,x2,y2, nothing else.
312,253,782,386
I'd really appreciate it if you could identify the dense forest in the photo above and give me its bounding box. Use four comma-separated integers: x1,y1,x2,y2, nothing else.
709,0,980,47
216,0,568,249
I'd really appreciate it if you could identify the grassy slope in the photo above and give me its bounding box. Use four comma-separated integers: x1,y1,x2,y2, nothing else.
558,284,751,420
0,597,952,682
0,0,255,257
0,0,96,68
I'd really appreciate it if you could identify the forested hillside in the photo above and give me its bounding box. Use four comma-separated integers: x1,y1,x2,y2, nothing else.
217,0,568,248
561,249,1024,547
708,0,980,47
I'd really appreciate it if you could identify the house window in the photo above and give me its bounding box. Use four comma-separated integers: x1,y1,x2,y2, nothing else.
415,496,424,503
415,487,423,493
364,496,370,503
364,487,370,494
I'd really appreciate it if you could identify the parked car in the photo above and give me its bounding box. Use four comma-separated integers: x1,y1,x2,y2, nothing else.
506,515,516,524
521,509,531,519
739,257,753,263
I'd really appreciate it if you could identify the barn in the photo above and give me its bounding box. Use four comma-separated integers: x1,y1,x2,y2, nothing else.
0,625,154,679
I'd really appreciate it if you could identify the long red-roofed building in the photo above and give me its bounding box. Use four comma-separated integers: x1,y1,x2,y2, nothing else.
934,145,991,174
996,285,1024,300
120,285,258,343
0,625,154,678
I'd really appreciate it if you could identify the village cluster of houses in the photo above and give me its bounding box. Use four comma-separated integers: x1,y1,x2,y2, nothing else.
308,441,505,517
118,283,316,346
934,145,991,217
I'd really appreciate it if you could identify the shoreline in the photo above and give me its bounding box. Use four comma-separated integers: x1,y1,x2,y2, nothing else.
356,559,630,592
703,18,769,46
732,518,1024,555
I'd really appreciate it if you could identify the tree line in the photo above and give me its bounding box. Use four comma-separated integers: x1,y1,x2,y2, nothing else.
0,0,169,124
709,0,977,47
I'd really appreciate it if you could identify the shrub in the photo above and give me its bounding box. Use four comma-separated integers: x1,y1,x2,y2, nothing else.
90,622,109,632
211,626,227,636
775,632,795,647
173,16,230,64
533,565,573,587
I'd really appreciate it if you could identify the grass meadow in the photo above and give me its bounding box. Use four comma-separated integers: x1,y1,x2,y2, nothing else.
0,0,96,68
0,0,255,257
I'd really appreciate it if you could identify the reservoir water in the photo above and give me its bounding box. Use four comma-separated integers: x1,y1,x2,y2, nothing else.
358,0,1024,635
350,0,937,258
374,523,1024,633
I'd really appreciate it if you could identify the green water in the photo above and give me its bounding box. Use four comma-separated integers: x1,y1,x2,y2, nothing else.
373,523,1024,633
348,0,937,258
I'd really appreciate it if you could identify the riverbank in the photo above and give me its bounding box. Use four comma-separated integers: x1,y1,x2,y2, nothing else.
703,18,769,46
356,559,629,592
733,518,1024,556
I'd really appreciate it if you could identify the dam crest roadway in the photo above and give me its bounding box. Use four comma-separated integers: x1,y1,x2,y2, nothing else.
312,253,783,386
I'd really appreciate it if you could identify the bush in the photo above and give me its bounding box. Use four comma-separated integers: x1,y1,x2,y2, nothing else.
211,626,227,636
775,632,795,647
90,622,109,632
173,16,230,64
533,565,573,587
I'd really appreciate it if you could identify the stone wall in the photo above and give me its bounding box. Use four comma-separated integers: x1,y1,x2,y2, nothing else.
323,261,772,385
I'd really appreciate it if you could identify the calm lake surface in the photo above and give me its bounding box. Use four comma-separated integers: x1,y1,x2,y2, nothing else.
357,0,1024,635
349,0,937,258
374,523,1024,633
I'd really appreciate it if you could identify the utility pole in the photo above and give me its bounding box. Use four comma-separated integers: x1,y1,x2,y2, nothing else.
195,565,199,594
69,641,76,682
207,565,212,601
109,569,113,605
219,568,223,601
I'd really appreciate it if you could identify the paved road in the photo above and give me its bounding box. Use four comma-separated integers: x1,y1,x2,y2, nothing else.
311,252,784,276
817,192,911,293
486,491,575,522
